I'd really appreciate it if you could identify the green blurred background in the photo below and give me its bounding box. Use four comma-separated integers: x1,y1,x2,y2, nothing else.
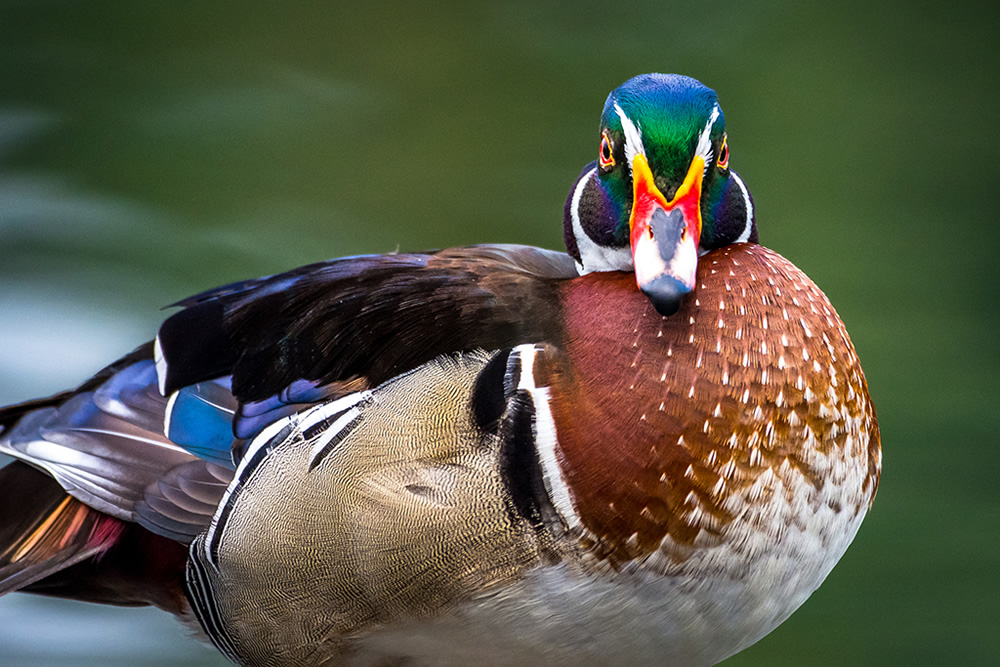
0,1,996,665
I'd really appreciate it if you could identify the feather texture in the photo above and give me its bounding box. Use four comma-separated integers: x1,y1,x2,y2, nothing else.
156,245,577,402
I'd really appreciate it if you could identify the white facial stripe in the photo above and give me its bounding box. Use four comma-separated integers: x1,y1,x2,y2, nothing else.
732,171,754,243
570,166,598,274
696,104,722,168
614,102,646,171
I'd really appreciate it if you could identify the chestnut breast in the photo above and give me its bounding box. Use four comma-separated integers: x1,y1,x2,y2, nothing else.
552,244,881,563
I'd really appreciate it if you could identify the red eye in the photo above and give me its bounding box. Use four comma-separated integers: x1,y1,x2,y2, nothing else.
599,131,615,169
717,134,729,171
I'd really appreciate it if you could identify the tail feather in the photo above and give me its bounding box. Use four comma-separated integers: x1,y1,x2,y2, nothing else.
0,461,124,594
0,461,189,613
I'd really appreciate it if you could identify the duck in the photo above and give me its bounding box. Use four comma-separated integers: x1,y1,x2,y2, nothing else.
0,73,880,666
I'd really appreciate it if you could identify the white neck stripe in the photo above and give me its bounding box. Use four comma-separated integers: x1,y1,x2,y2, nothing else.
732,171,754,243
569,167,599,274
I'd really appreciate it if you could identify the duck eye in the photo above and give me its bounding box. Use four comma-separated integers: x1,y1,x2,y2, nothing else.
599,131,615,169
717,134,729,171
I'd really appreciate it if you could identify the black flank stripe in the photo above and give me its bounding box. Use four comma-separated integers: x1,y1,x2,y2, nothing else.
503,349,523,396
185,539,240,662
499,389,560,533
309,413,363,471
302,403,355,440
472,350,511,430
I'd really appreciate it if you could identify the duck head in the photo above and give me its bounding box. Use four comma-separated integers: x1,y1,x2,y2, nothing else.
564,73,757,316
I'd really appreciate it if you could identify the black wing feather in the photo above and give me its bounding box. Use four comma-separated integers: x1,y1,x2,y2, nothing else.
157,244,577,403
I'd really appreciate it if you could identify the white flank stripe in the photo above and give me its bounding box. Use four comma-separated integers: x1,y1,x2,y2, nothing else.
513,344,581,531
204,412,293,555
298,390,372,432
204,388,374,551
308,406,362,464
732,172,754,243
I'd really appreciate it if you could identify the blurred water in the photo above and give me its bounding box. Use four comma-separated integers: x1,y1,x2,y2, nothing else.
0,1,997,665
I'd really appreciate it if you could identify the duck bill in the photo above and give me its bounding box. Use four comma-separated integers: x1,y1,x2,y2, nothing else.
629,154,704,316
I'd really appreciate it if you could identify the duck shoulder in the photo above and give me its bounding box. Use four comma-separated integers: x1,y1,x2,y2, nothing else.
156,244,578,405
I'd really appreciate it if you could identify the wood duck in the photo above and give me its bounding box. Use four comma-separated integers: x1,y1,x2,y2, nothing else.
0,73,880,666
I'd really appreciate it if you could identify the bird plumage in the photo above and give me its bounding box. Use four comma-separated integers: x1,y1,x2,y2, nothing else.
0,73,879,666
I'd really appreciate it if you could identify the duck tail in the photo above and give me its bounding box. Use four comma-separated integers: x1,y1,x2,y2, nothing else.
0,461,125,595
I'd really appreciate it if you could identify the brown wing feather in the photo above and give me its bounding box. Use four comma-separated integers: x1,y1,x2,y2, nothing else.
157,244,577,402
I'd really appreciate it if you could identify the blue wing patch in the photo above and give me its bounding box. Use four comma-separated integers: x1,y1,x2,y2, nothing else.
165,378,238,468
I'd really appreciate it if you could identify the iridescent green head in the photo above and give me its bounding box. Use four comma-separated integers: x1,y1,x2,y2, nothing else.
564,73,756,315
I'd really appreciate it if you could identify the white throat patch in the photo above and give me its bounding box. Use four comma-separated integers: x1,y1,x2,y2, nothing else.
569,166,633,274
